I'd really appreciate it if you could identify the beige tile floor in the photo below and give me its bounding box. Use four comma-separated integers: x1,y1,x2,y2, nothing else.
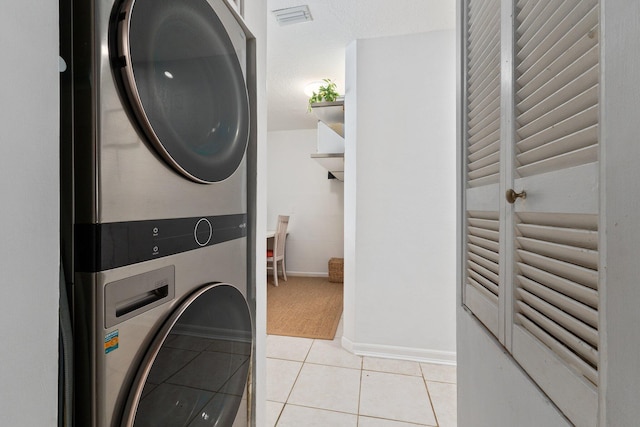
266,320,457,426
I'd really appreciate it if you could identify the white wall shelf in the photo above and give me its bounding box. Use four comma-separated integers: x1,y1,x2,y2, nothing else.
310,100,345,180
310,153,344,181
310,99,344,136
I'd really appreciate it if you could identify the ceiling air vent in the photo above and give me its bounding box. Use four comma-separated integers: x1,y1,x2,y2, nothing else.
272,5,313,26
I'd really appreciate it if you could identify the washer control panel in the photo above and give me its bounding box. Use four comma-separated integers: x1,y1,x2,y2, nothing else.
76,213,247,272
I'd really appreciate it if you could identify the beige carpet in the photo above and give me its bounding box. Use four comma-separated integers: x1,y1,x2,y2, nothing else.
267,276,343,340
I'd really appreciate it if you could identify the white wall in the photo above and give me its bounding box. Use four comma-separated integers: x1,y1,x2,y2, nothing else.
0,1,60,425
343,30,457,363
267,129,344,275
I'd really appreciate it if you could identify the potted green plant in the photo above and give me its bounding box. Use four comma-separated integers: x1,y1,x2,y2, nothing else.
308,78,340,111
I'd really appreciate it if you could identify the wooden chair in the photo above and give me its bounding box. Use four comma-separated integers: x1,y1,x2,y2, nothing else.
267,215,289,286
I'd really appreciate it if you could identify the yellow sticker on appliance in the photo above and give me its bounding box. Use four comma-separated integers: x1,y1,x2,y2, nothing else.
105,330,119,354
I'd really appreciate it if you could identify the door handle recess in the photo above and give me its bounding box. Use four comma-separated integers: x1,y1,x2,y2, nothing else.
506,189,526,204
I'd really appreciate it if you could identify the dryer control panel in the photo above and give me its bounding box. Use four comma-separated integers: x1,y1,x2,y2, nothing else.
75,213,247,272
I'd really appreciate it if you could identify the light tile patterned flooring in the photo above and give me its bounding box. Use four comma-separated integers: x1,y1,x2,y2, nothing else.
266,320,457,426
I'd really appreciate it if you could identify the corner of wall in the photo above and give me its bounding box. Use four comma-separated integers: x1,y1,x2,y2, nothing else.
344,30,457,357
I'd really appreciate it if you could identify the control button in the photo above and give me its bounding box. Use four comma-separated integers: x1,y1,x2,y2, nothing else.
152,246,159,255
152,227,159,236
194,218,213,247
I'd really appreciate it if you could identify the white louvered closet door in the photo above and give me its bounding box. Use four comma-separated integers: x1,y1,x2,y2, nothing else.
510,1,599,426
461,0,600,425
462,0,502,340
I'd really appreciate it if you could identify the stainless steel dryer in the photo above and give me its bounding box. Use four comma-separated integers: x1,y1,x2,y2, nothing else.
60,0,257,425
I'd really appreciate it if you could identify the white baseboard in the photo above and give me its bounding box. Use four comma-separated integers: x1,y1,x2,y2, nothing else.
342,336,456,366
283,271,329,277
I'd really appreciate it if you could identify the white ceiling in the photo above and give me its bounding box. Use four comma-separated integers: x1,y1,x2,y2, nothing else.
265,0,456,131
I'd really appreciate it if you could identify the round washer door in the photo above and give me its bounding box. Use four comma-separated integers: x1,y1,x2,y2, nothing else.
116,0,250,183
122,284,252,426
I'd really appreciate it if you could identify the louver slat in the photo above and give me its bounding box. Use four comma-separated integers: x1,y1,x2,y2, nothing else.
516,4,598,82
517,250,598,290
517,85,598,141
515,212,599,387
518,145,598,178
468,45,498,87
469,235,499,253
517,29,598,95
517,67,599,127
468,34,500,80
516,125,597,168
469,150,500,172
468,0,495,39
516,314,598,385
469,252,499,275
469,140,500,163
516,1,576,54
515,0,547,35
468,10,495,62
518,42,598,105
468,270,499,297
468,163,500,181
468,117,499,151
518,222,597,249
517,287,598,347
516,1,559,51
468,226,499,242
517,53,599,113
465,210,500,333
469,101,500,142
518,275,598,328
517,263,598,308
469,106,501,139
468,217,499,231
468,277,498,301
466,0,500,187
515,0,599,177
516,300,598,367
468,0,491,33
517,237,598,269
515,0,535,21
468,260,499,286
468,86,499,124
469,243,500,264
516,105,597,152
516,106,598,168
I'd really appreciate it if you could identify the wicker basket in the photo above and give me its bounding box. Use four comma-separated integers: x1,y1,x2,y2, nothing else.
328,258,344,283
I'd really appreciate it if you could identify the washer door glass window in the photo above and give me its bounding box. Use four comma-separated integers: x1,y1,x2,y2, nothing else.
122,284,252,426
117,0,249,183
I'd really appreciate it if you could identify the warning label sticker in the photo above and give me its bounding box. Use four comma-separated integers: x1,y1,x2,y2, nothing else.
104,330,119,354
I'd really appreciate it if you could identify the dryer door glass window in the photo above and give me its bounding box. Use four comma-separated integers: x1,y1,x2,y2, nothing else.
117,0,249,183
122,284,252,426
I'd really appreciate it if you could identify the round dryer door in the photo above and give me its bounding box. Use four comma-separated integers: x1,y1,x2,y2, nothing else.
116,0,250,183
121,284,252,426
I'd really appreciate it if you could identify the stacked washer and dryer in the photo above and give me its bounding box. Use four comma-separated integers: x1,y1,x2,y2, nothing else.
60,0,256,425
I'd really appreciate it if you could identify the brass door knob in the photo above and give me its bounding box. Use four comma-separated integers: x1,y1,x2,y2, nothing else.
506,189,526,204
